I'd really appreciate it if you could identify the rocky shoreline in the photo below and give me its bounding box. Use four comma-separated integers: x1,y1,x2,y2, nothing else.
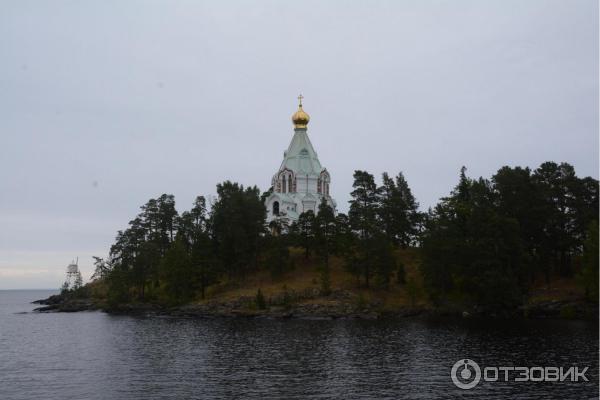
32,294,98,313
31,290,419,319
31,292,598,320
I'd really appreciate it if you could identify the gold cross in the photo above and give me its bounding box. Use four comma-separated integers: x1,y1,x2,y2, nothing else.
298,94,304,106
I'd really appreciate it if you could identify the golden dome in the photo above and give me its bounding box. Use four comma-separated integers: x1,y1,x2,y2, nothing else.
292,94,310,129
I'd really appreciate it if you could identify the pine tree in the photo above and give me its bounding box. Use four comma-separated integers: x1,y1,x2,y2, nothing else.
533,162,581,278
349,170,380,240
210,181,266,279
265,232,290,280
295,210,315,258
314,199,336,267
379,171,421,247
313,199,336,295
348,170,381,288
421,168,524,311
159,239,194,305
91,256,110,281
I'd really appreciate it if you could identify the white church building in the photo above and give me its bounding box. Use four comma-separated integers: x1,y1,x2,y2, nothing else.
265,96,337,224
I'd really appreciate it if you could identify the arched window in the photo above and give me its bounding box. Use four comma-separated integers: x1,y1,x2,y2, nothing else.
273,201,280,216
288,175,293,193
319,170,330,196
282,177,286,193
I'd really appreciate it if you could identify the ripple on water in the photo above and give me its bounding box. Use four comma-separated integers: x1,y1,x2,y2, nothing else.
0,291,597,400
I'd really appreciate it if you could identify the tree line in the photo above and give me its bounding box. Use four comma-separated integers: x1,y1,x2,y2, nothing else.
93,161,598,310
422,162,598,311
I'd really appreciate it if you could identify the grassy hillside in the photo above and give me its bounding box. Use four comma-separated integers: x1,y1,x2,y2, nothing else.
186,246,592,318
199,247,428,312
55,246,594,319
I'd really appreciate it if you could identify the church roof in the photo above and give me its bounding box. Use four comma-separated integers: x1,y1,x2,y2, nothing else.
279,129,323,176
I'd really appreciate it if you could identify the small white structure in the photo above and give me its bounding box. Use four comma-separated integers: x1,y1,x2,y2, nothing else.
64,258,81,290
264,95,336,225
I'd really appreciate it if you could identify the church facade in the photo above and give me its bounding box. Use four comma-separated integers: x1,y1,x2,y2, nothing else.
265,96,336,224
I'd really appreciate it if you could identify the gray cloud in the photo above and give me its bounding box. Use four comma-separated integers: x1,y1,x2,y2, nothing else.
0,0,597,288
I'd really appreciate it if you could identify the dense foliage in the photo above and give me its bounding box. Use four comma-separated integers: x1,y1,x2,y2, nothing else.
93,162,598,311
421,163,598,311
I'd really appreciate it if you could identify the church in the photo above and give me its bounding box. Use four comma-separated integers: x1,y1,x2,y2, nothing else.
264,96,337,224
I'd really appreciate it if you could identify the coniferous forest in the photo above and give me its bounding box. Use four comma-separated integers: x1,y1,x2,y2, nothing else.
84,161,598,315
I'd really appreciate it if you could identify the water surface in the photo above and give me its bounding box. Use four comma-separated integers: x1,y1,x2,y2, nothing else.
0,290,597,399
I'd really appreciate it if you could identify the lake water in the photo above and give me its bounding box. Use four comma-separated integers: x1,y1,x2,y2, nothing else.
0,290,597,399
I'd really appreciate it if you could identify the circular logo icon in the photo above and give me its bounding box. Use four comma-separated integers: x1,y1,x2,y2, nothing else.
451,359,481,389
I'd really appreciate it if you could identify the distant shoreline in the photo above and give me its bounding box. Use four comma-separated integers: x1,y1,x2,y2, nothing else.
31,290,599,321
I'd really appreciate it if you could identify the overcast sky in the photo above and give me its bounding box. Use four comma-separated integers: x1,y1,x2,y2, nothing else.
1,1,597,289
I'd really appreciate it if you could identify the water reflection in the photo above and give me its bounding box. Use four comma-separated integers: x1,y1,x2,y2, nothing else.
1,291,597,399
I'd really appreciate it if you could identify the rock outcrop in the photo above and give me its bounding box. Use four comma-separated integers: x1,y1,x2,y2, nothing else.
32,294,97,312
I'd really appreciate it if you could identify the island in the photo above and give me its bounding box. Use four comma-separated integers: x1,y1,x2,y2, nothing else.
33,160,599,321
